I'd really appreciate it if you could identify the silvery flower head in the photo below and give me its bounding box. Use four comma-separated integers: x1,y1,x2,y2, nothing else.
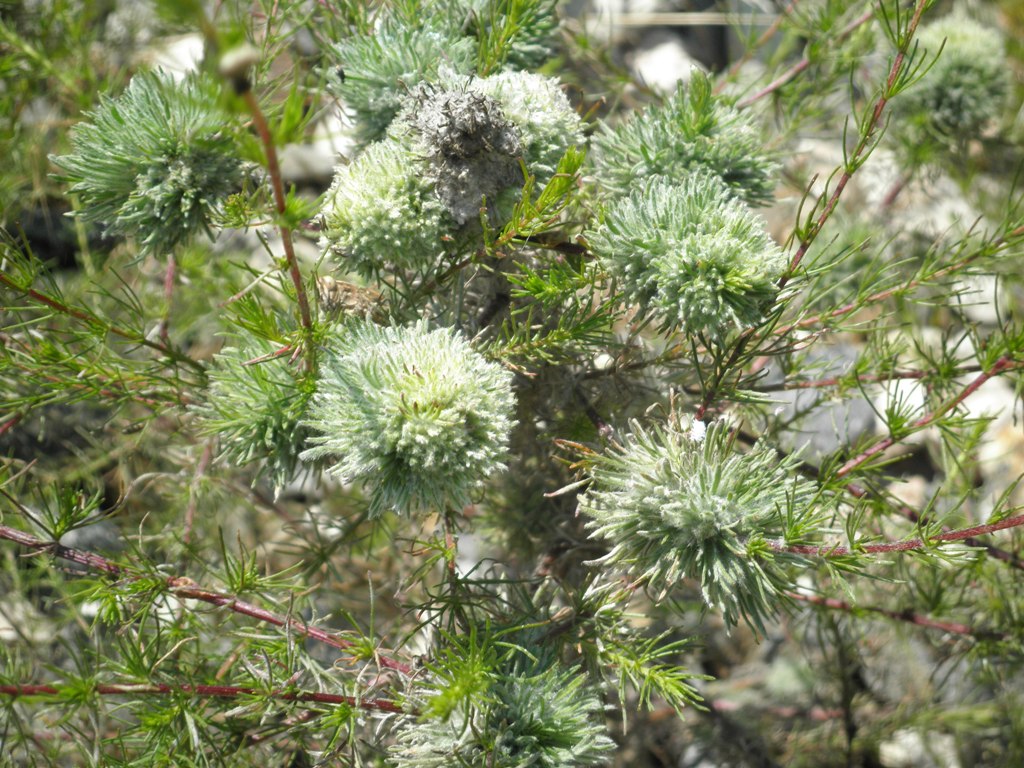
588,171,786,338
318,139,451,277
389,646,613,768
578,419,818,631
894,8,1009,153
591,70,777,207
301,321,516,516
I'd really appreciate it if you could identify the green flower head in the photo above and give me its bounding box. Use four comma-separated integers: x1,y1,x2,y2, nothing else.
301,321,516,516
578,420,818,631
195,339,314,493
588,172,785,338
390,643,613,768
52,70,244,256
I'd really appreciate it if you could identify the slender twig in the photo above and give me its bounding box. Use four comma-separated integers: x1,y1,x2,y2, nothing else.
782,0,931,283
0,682,404,713
0,524,413,675
719,0,799,88
696,0,960,421
182,440,214,546
751,364,977,393
736,8,874,109
835,355,1021,478
772,224,1024,336
0,270,204,373
157,252,176,345
240,89,315,368
771,511,1024,558
787,591,1008,640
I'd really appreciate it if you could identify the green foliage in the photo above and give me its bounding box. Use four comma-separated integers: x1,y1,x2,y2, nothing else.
301,320,516,516
51,70,245,256
3,1,1024,766
591,71,777,206
194,337,316,492
392,637,614,768
588,171,785,338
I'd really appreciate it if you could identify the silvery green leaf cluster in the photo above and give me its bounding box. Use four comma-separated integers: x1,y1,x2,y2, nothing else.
578,420,820,631
587,172,786,337
194,339,315,493
52,70,244,256
390,653,613,768
328,0,561,146
892,9,1009,154
301,321,515,516
591,71,777,207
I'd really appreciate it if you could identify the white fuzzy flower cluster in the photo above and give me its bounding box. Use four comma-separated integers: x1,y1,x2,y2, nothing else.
319,141,450,277
301,321,516,516
319,70,583,277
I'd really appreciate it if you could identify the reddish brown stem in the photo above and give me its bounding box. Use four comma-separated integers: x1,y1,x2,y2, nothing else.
736,9,874,109
241,90,314,365
720,0,798,88
772,512,1024,558
787,591,1006,640
782,0,930,284
696,3,930,419
157,252,176,345
0,682,404,713
0,525,413,676
835,355,1021,478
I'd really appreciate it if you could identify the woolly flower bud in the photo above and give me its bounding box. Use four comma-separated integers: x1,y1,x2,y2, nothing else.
588,172,785,338
894,9,1008,153
390,658,613,768
319,140,450,277
592,71,776,207
578,420,818,631
301,321,515,516
52,70,243,255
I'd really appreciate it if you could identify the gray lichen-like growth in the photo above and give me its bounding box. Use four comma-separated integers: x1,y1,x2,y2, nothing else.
405,85,524,225
587,171,786,338
301,321,516,516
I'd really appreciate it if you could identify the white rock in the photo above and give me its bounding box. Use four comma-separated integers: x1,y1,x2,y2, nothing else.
879,728,959,768
629,30,701,95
